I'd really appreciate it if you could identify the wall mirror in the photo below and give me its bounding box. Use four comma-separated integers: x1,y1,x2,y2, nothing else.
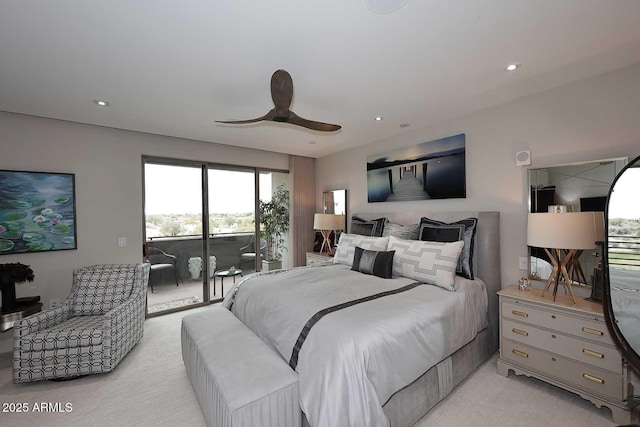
322,189,347,231
604,154,640,376
528,158,627,287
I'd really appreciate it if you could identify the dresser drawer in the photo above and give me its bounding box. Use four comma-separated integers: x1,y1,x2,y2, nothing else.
502,319,622,373
502,299,613,346
502,339,624,401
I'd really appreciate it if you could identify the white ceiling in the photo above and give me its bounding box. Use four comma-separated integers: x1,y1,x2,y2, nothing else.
2,1,640,158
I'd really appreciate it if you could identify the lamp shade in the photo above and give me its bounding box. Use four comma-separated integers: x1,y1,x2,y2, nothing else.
314,213,339,230
527,212,604,250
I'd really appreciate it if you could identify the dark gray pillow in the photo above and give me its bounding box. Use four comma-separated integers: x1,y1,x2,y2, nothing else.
419,217,478,280
419,223,464,243
351,247,395,279
351,216,386,237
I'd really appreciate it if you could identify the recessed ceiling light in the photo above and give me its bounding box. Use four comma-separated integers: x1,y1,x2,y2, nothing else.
505,64,520,72
93,99,110,107
308,141,316,145
366,0,409,14
375,116,383,121
399,123,410,128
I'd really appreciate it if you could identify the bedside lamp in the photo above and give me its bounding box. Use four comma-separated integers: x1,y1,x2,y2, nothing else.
314,213,340,254
527,212,604,303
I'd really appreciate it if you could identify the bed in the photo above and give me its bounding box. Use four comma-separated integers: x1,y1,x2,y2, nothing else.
222,211,500,427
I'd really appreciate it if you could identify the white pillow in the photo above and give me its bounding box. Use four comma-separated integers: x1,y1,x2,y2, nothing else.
333,234,390,266
387,235,464,291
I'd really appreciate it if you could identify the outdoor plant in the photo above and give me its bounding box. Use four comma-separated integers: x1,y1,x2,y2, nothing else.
259,184,290,261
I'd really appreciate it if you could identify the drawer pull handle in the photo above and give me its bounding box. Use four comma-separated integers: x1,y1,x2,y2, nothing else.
583,348,604,359
582,327,604,336
512,310,528,318
582,373,604,384
512,349,529,358
512,328,528,336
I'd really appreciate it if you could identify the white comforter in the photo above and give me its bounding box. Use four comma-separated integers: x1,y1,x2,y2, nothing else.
223,264,488,427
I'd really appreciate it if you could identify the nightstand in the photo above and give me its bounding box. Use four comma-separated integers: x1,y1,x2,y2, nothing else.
497,285,632,424
305,252,334,267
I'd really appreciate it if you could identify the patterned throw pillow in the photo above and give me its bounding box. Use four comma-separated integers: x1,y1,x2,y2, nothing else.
387,235,464,291
333,234,390,266
419,217,478,280
351,247,395,279
382,222,420,240
351,216,387,237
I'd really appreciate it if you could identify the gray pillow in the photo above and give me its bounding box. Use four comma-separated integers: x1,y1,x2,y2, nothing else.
351,216,386,237
333,234,390,266
382,222,420,240
387,236,463,291
419,217,478,280
351,247,395,279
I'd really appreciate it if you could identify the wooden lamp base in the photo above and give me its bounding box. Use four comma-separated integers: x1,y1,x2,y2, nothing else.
319,229,333,254
541,247,578,304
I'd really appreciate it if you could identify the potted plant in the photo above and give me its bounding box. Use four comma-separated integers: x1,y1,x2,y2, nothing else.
259,184,290,271
0,262,35,313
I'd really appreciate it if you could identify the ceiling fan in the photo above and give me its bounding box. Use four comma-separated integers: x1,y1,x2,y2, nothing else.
216,69,341,132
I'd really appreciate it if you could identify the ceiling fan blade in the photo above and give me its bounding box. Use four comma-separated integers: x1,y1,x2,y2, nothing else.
215,109,276,125
216,69,341,132
288,111,342,132
271,69,293,111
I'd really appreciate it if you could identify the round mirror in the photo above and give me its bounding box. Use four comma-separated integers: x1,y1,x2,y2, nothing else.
604,154,640,374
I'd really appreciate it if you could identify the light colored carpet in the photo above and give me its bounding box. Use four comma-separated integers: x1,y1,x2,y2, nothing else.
0,307,621,427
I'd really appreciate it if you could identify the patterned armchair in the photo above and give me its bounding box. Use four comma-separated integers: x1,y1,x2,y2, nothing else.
12,263,150,383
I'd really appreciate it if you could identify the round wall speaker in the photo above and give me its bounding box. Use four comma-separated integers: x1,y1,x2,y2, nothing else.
366,0,409,14
516,150,531,166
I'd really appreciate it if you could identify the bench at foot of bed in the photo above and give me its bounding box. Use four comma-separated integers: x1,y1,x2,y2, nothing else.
181,307,300,427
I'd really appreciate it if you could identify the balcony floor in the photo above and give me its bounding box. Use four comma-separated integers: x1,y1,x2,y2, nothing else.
146,270,254,314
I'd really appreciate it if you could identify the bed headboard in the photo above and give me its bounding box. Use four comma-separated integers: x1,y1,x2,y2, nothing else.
353,211,501,351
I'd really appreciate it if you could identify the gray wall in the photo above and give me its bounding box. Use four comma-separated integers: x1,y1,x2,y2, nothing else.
0,113,289,352
315,62,640,290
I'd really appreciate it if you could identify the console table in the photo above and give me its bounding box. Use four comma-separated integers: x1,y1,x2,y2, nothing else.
1,302,43,332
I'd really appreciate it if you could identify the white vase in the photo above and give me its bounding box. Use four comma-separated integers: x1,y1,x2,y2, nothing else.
188,257,202,280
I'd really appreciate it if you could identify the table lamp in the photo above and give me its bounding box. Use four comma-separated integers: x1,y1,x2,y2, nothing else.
314,213,340,254
527,212,604,303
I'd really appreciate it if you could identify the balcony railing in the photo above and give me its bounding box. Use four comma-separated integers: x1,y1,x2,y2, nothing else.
608,234,640,269
146,232,257,283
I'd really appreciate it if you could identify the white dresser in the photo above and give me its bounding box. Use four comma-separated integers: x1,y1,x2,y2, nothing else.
497,285,632,424
305,252,334,267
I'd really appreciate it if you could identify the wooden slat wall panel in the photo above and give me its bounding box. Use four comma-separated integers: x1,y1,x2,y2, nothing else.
290,155,315,267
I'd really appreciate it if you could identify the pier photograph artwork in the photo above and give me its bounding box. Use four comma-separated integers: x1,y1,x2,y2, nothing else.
367,134,466,203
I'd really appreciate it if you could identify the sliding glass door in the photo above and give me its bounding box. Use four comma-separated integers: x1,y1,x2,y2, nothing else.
143,158,290,316
144,162,205,315
207,167,256,301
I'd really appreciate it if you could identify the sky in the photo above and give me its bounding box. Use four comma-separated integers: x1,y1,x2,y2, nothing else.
144,164,275,215
609,168,639,220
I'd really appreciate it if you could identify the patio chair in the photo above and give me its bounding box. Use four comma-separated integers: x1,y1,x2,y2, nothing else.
147,246,179,293
239,236,266,270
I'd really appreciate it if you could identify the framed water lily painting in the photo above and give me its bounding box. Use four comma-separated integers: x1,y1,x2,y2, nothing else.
0,170,77,255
